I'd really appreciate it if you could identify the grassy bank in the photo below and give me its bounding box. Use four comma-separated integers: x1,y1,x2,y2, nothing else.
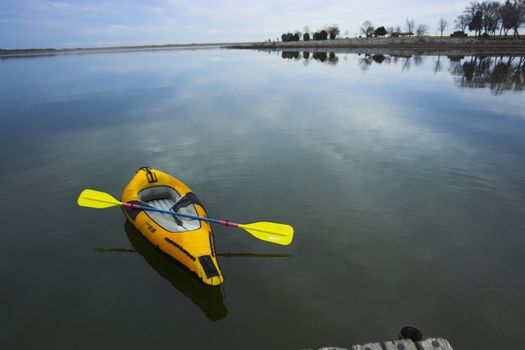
226,36,525,55
2,37,524,59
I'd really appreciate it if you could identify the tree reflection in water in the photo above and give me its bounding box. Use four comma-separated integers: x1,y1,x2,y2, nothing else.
281,51,299,60
450,55,524,95
276,50,524,94
280,50,339,65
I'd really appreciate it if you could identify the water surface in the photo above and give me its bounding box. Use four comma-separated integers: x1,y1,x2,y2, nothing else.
1,48,525,349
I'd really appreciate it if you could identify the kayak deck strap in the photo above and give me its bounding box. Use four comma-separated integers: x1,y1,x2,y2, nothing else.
164,237,196,262
208,231,215,257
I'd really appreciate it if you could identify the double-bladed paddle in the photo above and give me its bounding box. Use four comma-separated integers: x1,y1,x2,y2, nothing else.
77,189,294,246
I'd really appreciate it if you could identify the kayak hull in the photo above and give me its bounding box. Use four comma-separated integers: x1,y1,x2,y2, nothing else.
121,167,224,285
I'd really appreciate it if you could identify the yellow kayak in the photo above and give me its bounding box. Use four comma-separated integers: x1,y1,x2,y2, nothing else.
121,167,224,285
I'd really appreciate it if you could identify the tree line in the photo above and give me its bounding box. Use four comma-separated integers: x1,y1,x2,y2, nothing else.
455,0,525,37
280,19,434,42
278,1,524,42
358,18,430,38
281,25,340,42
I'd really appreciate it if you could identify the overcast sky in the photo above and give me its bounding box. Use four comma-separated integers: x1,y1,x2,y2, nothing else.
1,0,473,49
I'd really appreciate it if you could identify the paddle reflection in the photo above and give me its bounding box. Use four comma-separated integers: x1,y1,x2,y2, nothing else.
123,221,228,321
217,252,291,258
94,247,137,253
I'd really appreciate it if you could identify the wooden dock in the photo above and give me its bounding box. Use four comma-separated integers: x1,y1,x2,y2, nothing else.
353,337,452,350
309,337,453,350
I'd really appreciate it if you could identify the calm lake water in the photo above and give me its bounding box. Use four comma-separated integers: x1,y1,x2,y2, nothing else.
1,48,525,349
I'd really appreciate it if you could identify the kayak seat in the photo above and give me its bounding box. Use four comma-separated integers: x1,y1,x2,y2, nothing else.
170,192,204,212
138,186,201,232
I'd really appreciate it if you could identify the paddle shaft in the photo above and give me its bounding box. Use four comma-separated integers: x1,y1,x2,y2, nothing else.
122,202,240,228
78,189,293,245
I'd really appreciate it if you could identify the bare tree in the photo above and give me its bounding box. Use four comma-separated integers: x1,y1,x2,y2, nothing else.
461,2,478,35
455,14,470,31
327,24,340,39
464,2,478,17
438,18,448,36
405,18,416,33
416,24,429,36
461,1,505,36
360,20,375,37
500,0,515,35
483,1,502,35
514,0,525,37
469,10,484,36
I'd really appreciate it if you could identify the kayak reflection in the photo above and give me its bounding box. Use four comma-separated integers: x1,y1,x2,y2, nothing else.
124,221,228,321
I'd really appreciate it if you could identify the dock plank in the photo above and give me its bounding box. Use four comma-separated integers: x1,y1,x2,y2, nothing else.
417,338,453,350
352,343,383,350
384,339,418,350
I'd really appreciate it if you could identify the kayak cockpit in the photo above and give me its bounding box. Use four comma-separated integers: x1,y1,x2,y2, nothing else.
138,186,201,232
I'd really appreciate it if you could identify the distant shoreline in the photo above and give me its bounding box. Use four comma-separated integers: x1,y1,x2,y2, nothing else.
0,42,238,58
226,37,525,55
2,37,525,59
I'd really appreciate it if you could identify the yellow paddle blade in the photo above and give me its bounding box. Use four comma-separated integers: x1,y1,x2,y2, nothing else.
238,222,294,246
77,189,122,209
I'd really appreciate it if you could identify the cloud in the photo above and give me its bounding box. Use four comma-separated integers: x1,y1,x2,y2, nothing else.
0,0,474,48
